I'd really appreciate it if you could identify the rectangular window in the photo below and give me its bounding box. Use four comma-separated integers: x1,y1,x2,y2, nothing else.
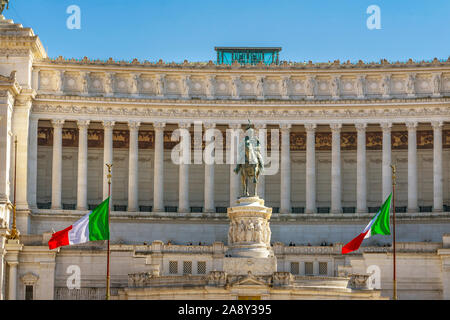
25,285,33,300
319,262,328,275
197,261,206,274
169,261,178,274
290,262,300,275
305,262,314,275
183,261,192,275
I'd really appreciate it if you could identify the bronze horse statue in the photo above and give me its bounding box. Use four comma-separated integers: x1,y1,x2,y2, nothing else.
234,124,264,197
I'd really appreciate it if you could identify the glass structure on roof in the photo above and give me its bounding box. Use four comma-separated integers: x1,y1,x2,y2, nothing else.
215,47,281,65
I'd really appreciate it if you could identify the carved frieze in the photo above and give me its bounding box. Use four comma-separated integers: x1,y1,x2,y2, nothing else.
62,128,78,147
341,132,357,150
228,217,271,245
35,127,450,151
366,132,383,150
315,132,332,150
290,132,306,151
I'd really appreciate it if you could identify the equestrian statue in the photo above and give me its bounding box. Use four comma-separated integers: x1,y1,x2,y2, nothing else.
234,121,264,197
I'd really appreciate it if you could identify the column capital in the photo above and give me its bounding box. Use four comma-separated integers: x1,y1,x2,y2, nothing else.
280,123,292,131
102,120,115,129
405,121,418,130
51,119,65,128
153,122,166,130
355,122,367,131
431,120,444,129
203,122,216,130
77,120,90,129
304,123,317,132
7,261,19,267
178,122,191,129
229,123,242,130
380,122,392,131
128,120,141,130
330,123,342,132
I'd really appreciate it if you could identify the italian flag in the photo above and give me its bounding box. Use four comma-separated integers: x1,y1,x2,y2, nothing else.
342,194,392,254
48,198,110,250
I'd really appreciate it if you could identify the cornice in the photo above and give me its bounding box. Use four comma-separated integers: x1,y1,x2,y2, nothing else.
36,56,450,72
31,103,450,124
34,93,450,104
33,60,450,77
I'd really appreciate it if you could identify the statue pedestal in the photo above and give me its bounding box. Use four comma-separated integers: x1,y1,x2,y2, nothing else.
226,196,273,259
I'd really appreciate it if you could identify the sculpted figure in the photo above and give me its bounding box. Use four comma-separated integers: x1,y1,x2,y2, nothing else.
330,76,339,97
245,221,254,242
205,76,215,97
254,220,262,243
54,71,62,92
281,77,289,97
181,75,190,97
104,73,113,94
381,75,390,96
81,72,89,93
305,76,315,96
406,74,415,94
256,77,264,97
155,74,164,96
238,220,246,242
234,121,264,197
432,73,441,94
356,75,365,97
130,74,139,94
231,76,240,98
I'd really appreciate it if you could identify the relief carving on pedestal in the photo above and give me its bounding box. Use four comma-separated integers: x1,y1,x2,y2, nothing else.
228,218,270,245
272,272,294,287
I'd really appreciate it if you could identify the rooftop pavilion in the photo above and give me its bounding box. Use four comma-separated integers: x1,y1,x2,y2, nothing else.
215,46,282,65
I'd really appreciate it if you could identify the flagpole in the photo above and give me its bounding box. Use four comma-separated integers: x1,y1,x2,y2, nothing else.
7,136,19,240
106,163,112,300
391,164,397,300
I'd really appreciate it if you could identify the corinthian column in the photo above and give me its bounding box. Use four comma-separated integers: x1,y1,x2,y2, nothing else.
406,121,418,213
128,121,141,212
229,123,241,206
305,123,317,213
76,120,90,210
51,119,64,210
103,121,115,201
330,123,342,214
7,261,18,300
432,121,443,212
355,123,367,213
381,122,392,202
27,117,38,209
178,122,191,213
280,124,291,214
204,123,216,213
153,122,165,212
255,123,266,199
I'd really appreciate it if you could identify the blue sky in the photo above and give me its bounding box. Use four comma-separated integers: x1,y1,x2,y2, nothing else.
5,0,450,63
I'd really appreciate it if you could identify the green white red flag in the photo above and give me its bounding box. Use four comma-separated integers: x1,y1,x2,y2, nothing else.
342,194,392,254
48,198,110,250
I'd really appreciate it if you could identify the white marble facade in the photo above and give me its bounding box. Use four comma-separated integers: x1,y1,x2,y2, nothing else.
1,15,450,300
